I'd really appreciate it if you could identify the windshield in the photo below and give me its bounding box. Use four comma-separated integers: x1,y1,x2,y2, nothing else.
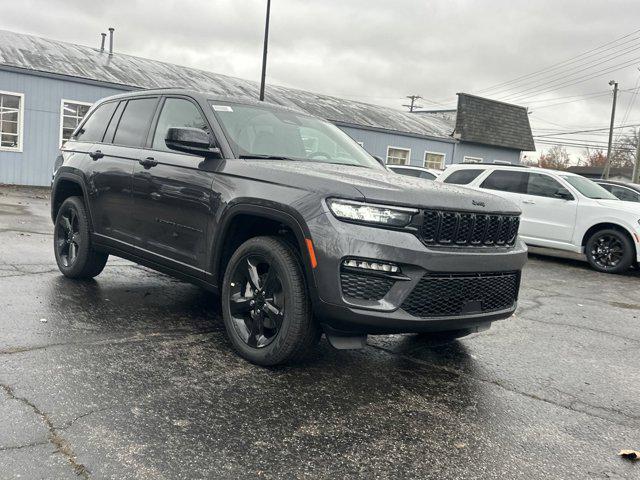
210,102,381,169
560,175,618,200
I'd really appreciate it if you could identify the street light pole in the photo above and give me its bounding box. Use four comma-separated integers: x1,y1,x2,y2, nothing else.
602,80,619,179
259,0,271,101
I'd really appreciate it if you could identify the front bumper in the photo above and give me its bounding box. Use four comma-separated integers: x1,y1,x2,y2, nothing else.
307,212,528,334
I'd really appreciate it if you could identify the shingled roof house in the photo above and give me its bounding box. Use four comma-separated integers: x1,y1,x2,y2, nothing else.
0,29,535,186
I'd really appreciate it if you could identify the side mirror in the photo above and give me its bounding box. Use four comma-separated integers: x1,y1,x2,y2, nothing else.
554,190,573,200
373,155,388,169
165,127,221,158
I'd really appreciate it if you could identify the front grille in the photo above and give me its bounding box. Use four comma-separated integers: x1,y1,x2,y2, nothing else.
341,271,394,300
419,209,519,247
401,271,520,318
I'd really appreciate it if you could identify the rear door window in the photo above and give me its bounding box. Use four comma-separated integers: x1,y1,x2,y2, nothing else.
443,169,483,185
611,185,640,202
480,170,528,193
74,101,118,142
112,98,158,148
392,167,421,178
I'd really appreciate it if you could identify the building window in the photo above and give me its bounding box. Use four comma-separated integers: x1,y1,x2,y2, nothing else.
60,100,92,146
386,146,410,165
424,151,445,170
463,156,483,163
0,91,24,152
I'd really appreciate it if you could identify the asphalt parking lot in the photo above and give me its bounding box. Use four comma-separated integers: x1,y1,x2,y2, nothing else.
1,186,639,480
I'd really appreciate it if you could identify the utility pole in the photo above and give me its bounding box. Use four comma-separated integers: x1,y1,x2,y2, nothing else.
633,128,640,183
259,0,271,101
602,80,619,179
403,95,422,112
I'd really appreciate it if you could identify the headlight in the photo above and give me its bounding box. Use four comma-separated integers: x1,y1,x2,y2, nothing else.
327,199,418,227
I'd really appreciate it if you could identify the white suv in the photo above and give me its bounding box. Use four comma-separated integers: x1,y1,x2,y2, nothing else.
437,164,640,273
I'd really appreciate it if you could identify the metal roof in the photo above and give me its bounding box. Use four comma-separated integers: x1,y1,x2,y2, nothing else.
0,29,455,141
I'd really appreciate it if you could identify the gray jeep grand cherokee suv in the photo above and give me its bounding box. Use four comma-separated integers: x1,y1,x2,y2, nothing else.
51,88,527,365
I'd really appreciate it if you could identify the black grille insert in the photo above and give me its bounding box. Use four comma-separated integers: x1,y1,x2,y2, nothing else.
418,209,519,247
341,271,394,301
401,271,520,318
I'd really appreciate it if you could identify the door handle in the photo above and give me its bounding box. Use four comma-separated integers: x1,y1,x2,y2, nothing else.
139,157,158,169
89,150,104,160
522,200,536,205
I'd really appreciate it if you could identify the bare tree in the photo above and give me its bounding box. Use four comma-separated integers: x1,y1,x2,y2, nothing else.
537,145,571,170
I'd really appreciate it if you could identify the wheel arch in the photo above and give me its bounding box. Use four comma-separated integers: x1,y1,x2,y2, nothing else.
581,222,637,257
51,172,92,226
210,202,317,295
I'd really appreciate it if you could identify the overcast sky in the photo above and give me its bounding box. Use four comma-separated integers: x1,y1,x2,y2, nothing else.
3,0,640,158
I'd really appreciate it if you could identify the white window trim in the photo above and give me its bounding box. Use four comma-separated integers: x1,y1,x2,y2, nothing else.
463,156,483,164
0,90,25,153
386,146,411,165
423,150,446,169
60,99,93,147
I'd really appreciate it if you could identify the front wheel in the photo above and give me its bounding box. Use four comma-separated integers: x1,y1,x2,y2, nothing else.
585,228,634,274
221,236,319,366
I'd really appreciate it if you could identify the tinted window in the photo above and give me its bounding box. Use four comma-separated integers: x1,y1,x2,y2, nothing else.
480,170,528,193
113,98,158,147
75,101,118,142
611,185,640,202
598,183,613,193
419,171,437,180
443,169,483,185
527,173,571,198
102,101,126,144
391,167,421,178
152,98,210,151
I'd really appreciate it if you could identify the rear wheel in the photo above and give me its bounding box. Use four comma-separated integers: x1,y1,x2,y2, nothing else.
221,236,319,366
585,228,634,274
54,196,108,278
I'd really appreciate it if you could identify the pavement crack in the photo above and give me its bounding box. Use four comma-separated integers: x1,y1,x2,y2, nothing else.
1,383,90,479
367,343,639,427
0,440,49,452
519,315,640,344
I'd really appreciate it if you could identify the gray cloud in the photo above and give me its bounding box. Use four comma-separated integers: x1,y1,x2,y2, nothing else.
2,0,640,157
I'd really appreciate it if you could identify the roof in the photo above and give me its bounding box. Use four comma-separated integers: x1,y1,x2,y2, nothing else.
566,166,633,177
0,29,455,141
453,93,536,151
445,163,580,176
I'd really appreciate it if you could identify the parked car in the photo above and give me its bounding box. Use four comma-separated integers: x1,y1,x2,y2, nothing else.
594,179,640,203
51,89,527,365
388,165,441,180
437,164,640,273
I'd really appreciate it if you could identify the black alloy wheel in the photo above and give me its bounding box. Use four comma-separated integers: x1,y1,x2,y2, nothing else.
56,207,81,267
221,236,320,366
586,228,634,274
53,196,109,279
229,254,285,348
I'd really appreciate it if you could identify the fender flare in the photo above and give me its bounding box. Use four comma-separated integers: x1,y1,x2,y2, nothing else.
210,201,317,293
51,171,93,227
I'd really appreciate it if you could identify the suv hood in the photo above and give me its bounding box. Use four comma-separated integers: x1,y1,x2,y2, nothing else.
233,160,521,214
595,198,640,214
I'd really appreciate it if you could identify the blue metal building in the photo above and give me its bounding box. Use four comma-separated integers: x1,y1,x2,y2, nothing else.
0,29,535,186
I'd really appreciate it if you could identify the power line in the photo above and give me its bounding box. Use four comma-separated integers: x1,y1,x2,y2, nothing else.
499,55,640,103
475,27,640,96
490,40,640,99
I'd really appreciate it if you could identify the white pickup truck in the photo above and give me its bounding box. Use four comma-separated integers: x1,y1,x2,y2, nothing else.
437,164,640,273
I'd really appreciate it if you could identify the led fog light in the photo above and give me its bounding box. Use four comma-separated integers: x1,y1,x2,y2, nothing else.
342,259,399,273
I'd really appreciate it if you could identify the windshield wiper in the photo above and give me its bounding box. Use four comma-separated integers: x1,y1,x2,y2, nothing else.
239,154,301,161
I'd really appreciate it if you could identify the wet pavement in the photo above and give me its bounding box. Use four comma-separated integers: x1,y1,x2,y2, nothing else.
0,186,639,479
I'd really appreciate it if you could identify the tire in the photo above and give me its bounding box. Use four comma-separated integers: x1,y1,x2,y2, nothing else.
221,236,319,366
54,196,109,279
585,228,634,274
